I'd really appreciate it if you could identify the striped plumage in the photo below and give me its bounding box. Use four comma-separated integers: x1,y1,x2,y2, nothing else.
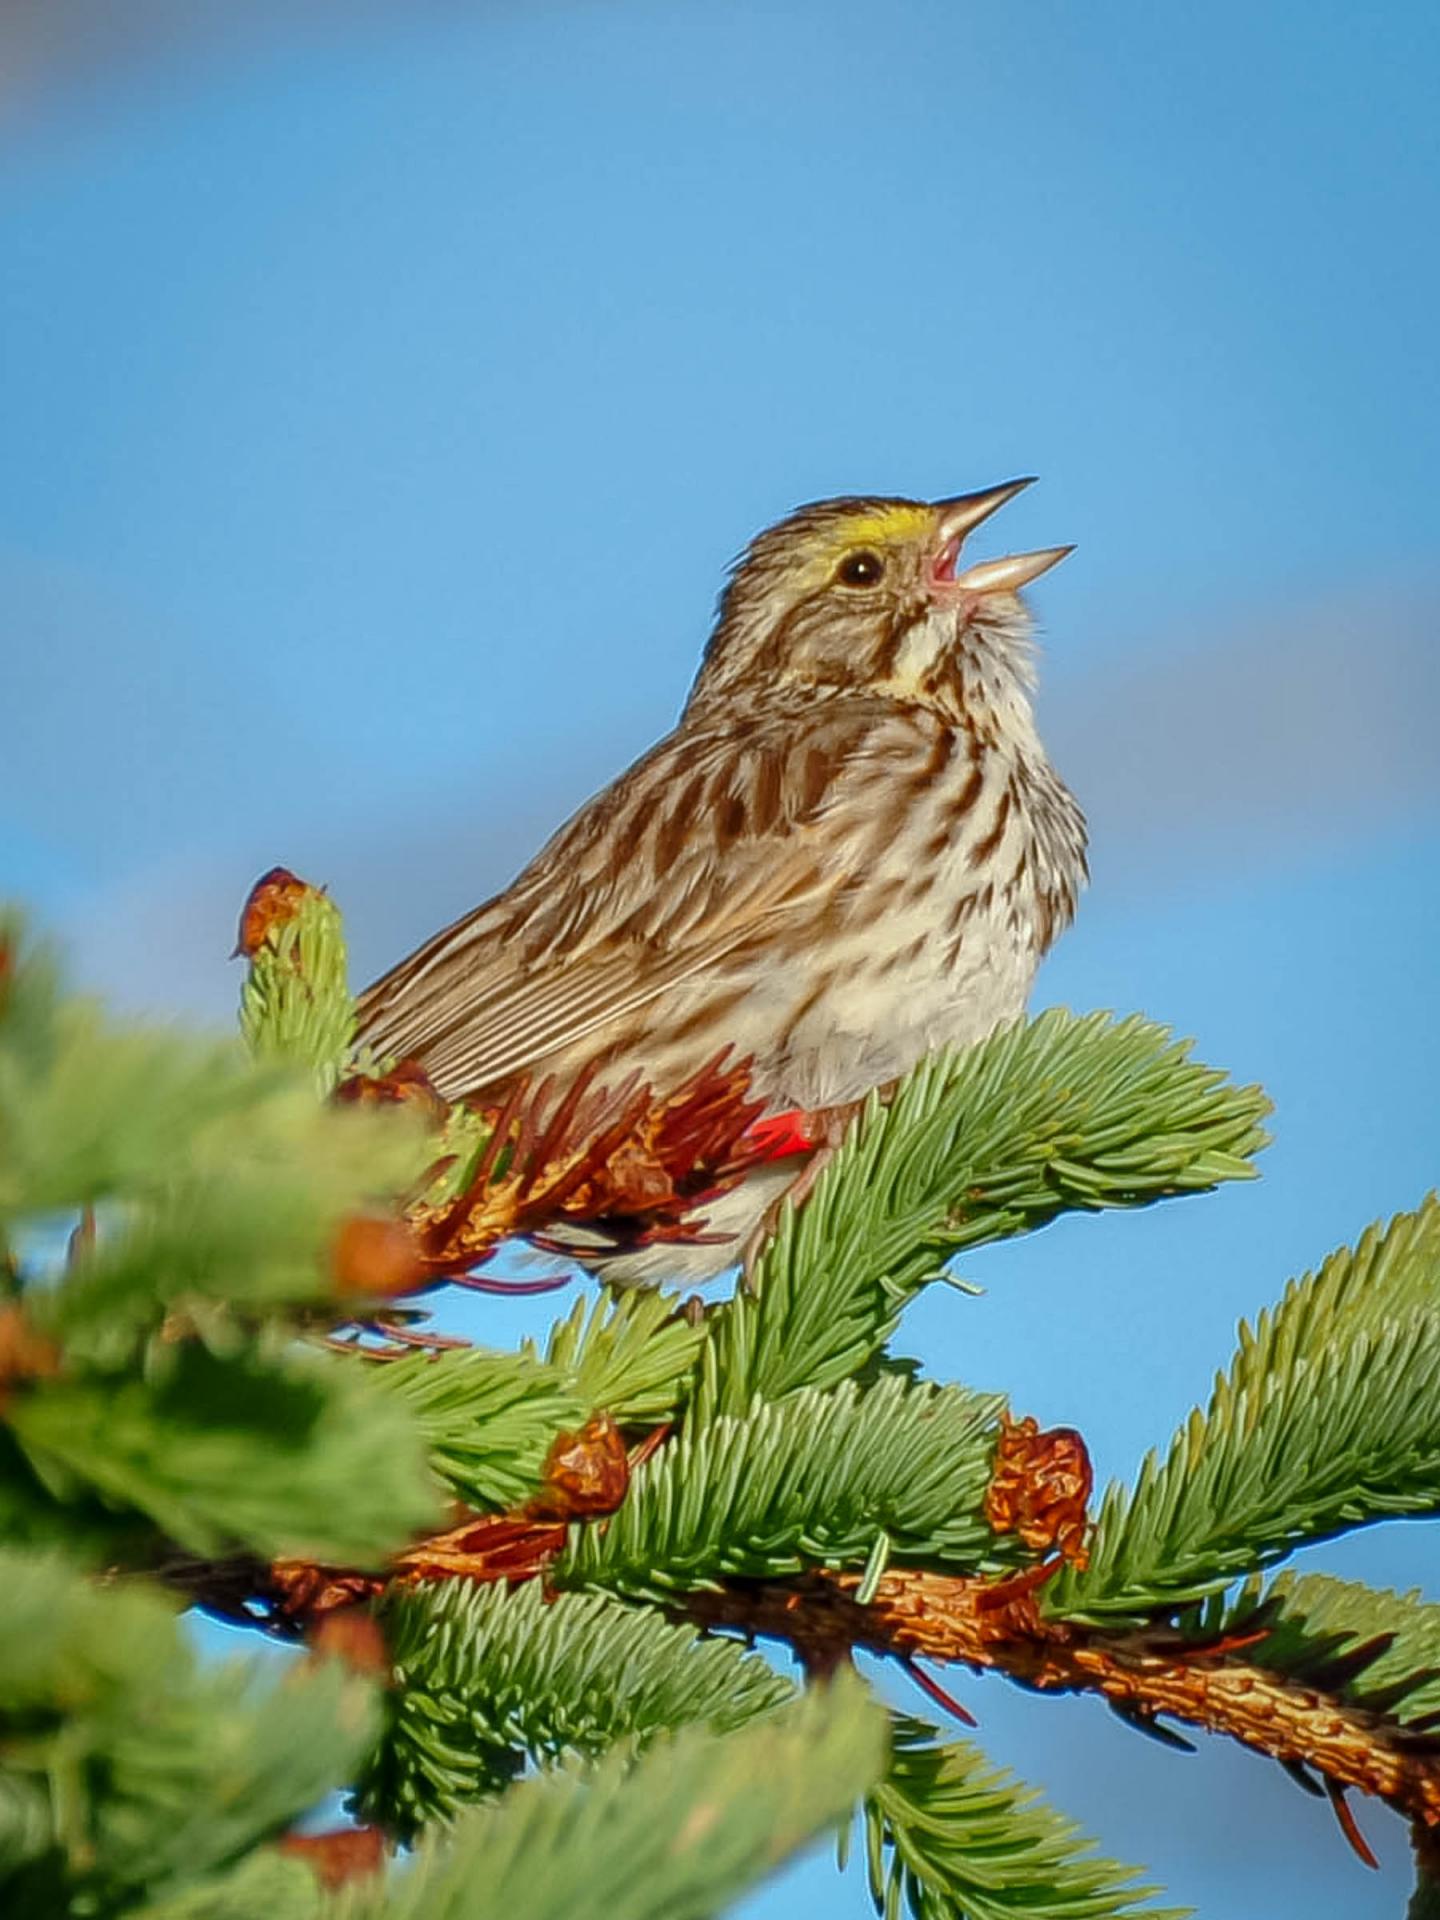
357,484,1088,1283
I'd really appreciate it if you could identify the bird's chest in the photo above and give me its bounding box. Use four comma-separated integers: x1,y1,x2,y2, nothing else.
775,897,1036,1108
766,761,1051,1109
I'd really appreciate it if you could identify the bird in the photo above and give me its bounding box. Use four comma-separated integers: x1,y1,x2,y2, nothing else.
356,480,1088,1285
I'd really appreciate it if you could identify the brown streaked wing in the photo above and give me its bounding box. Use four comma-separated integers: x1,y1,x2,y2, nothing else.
353,698,919,1100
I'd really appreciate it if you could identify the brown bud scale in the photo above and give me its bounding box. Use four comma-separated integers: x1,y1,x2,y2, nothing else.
984,1413,1093,1567
235,866,322,960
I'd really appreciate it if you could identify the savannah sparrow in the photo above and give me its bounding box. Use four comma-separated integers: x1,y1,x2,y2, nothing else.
357,482,1088,1283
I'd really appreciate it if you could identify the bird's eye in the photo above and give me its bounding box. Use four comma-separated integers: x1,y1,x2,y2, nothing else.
836,549,885,588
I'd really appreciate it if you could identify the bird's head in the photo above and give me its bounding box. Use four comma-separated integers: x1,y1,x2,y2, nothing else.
686,481,1071,734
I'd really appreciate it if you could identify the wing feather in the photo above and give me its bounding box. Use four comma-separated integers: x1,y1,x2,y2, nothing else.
354,699,927,1099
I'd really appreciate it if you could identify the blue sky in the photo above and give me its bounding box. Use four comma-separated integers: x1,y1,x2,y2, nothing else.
2,4,1437,1914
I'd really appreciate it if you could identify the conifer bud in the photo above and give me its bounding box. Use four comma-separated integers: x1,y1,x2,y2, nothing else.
330,1214,427,1298
234,866,323,960
984,1413,1093,1567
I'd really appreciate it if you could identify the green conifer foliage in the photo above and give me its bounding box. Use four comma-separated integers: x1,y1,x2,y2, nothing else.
3,892,1438,1918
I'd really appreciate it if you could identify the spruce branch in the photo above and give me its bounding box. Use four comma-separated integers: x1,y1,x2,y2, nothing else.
0,930,335,1237
0,919,444,1567
367,1349,586,1513
1053,1199,1440,1623
129,1850,324,1920
535,1287,706,1426
6,1341,441,1566
1,914,429,1356
33,1076,430,1358
682,1564,1440,1835
698,1012,1269,1416
0,1548,378,1914
360,1579,795,1831
867,1714,1182,1920
340,1674,886,1920
10,875,1437,1916
1199,1570,1440,1733
558,1374,1013,1603
364,1290,705,1515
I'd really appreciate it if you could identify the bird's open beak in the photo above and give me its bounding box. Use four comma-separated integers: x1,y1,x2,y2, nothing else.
931,479,1074,595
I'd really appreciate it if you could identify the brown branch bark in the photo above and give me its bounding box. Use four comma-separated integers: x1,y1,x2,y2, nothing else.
683,1565,1440,1831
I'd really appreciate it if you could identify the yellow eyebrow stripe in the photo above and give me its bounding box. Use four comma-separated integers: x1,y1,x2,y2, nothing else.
824,504,934,553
